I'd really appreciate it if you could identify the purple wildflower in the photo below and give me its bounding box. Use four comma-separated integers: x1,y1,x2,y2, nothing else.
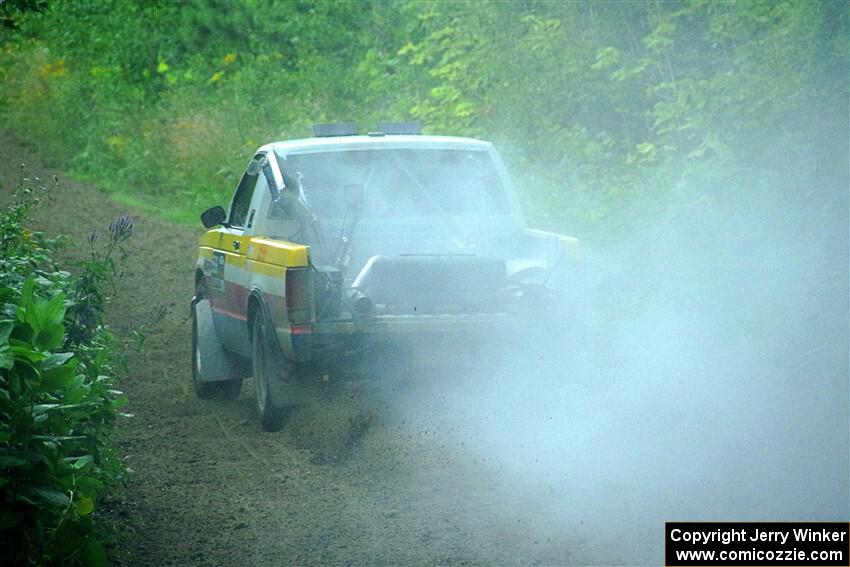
108,215,134,242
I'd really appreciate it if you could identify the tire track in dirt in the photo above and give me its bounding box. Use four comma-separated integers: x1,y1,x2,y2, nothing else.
1,132,613,566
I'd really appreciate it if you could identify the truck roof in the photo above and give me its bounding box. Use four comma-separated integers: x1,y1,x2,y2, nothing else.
262,134,493,156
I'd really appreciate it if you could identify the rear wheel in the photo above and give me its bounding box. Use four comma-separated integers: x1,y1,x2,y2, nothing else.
191,298,243,400
252,312,298,431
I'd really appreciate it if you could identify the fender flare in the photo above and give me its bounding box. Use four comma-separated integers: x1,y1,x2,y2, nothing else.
247,288,277,346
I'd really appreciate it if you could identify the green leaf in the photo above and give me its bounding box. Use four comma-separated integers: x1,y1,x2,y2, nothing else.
592,46,622,71
10,344,46,363
80,537,108,567
0,321,12,345
33,435,87,442
76,476,104,496
0,455,28,467
75,493,95,516
25,486,70,508
43,352,74,369
64,376,88,404
43,293,67,327
60,455,93,471
18,277,35,313
0,348,12,370
35,323,65,351
32,403,61,413
41,363,77,391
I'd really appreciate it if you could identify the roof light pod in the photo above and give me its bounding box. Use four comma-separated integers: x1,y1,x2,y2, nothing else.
312,122,358,137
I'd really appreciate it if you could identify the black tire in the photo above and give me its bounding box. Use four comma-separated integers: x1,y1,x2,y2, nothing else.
252,311,296,431
191,299,243,400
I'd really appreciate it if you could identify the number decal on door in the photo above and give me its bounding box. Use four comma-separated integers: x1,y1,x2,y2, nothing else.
206,251,226,293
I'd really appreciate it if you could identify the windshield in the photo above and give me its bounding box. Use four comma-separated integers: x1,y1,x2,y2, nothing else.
274,148,510,218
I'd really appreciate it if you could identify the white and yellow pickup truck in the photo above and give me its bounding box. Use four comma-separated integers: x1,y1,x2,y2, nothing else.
191,122,580,430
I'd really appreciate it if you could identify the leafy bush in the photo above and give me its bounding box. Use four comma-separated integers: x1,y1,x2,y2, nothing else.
0,279,118,565
0,173,157,566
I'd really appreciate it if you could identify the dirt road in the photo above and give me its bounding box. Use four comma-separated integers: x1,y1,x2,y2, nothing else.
1,133,620,566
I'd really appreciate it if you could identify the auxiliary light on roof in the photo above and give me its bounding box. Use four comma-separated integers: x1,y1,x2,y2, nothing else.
312,121,423,138
312,122,359,137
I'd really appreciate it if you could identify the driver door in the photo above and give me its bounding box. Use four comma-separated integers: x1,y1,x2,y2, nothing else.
208,153,264,354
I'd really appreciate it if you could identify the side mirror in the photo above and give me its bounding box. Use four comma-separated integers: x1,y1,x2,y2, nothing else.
201,206,227,228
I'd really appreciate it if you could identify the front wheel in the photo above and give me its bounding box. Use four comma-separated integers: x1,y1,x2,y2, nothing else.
252,312,299,431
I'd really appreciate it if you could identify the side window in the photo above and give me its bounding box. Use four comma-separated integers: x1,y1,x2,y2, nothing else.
229,156,262,228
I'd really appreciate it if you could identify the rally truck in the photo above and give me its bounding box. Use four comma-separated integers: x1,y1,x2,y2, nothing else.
191,122,580,430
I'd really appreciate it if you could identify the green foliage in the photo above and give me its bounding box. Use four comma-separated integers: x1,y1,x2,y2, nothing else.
0,0,846,241
0,0,48,30
0,278,114,566
0,174,143,566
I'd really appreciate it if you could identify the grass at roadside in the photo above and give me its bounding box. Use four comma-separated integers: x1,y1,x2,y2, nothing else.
98,187,200,228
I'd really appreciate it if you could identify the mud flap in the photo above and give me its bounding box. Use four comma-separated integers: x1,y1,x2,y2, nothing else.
194,298,248,382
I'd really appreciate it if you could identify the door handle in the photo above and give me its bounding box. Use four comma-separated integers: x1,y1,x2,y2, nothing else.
232,240,241,250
